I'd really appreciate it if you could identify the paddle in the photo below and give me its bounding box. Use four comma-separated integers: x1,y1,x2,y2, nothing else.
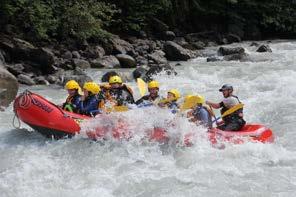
137,78,146,97
113,105,129,112
209,106,217,121
212,103,244,123
103,105,129,113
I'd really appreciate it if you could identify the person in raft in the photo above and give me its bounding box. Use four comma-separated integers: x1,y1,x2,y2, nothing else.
158,89,180,113
186,95,212,129
206,84,246,131
135,80,161,105
78,82,101,116
102,75,134,106
63,80,82,113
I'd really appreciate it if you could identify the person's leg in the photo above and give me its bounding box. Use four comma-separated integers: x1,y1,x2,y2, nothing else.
217,124,227,130
224,122,241,131
224,119,246,131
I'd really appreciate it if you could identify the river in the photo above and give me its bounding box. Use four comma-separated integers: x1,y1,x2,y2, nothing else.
1,41,296,197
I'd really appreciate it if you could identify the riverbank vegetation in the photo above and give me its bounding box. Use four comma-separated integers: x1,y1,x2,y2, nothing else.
1,0,295,43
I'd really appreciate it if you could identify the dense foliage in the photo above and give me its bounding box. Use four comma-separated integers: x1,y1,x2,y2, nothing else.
0,0,295,42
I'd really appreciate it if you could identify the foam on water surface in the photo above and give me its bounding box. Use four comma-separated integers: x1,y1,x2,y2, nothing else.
1,41,296,197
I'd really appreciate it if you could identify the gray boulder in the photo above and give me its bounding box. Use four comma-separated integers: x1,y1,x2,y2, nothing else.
110,37,134,55
30,47,55,73
18,74,36,85
256,45,272,53
34,76,50,85
90,59,104,68
207,57,222,62
133,39,157,55
164,31,176,41
226,34,241,44
84,46,105,58
0,50,5,64
61,51,73,59
192,41,206,50
250,42,260,47
0,36,56,74
116,54,136,68
163,41,192,61
218,47,245,56
57,69,92,87
135,56,148,66
46,75,58,84
0,67,18,108
72,51,81,59
6,63,24,76
72,59,91,69
148,50,168,64
91,55,120,69
223,53,249,61
132,66,148,80
145,64,177,80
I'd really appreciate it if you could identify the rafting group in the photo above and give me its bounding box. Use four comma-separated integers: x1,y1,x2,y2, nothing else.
62,75,246,132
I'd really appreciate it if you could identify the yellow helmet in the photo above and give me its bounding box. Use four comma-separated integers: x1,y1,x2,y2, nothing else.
109,75,122,84
148,80,159,89
83,82,101,94
168,89,181,100
182,94,204,110
196,95,205,104
65,80,80,90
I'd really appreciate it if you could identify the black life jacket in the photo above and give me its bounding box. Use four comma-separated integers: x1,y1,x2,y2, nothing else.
105,84,134,105
220,95,244,123
135,94,160,105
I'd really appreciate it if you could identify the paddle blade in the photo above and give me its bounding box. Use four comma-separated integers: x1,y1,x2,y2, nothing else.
137,78,146,97
113,105,129,112
221,103,244,118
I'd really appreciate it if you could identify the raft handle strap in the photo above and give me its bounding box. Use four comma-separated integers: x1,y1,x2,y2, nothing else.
12,114,21,129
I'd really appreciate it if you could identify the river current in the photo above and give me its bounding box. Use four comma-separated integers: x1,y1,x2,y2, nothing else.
1,41,296,197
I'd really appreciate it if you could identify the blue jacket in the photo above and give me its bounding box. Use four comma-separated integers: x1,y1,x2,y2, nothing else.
167,101,179,114
63,94,81,112
78,95,100,116
193,106,212,128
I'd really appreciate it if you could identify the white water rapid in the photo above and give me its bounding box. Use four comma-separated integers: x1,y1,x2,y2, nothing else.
1,41,296,197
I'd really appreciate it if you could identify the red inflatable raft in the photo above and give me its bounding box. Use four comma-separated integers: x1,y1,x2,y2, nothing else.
13,90,90,138
13,90,274,145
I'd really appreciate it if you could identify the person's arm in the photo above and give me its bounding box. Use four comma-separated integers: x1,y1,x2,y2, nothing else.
187,110,194,118
79,98,98,114
199,109,210,126
135,98,143,105
206,101,221,109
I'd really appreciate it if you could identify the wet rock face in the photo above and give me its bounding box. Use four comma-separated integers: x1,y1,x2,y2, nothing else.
147,50,167,64
91,55,120,69
72,59,91,69
0,67,18,108
256,45,272,53
132,66,148,80
218,47,245,56
163,41,192,61
0,37,56,74
17,74,36,85
115,54,136,68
